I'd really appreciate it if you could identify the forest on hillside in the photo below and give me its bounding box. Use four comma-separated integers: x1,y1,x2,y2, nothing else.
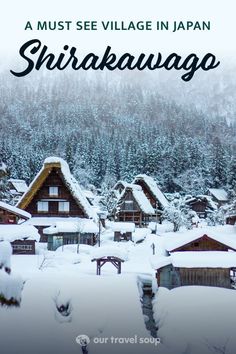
0,69,235,196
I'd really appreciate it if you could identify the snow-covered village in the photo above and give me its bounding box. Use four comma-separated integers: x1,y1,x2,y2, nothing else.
0,140,236,354
0,35,235,353
1,0,236,351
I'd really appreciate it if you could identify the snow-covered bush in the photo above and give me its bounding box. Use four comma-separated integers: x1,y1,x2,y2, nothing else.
0,270,24,306
0,241,12,273
0,241,24,306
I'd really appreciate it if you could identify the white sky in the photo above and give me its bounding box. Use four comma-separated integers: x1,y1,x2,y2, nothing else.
1,0,236,59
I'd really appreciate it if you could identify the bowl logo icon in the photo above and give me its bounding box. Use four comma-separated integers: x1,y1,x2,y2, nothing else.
76,334,90,347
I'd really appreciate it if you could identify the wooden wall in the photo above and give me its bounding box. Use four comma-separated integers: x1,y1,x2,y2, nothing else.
25,168,86,217
172,235,230,252
187,200,208,217
158,266,232,289
11,240,36,255
179,268,231,288
226,216,236,225
0,209,18,224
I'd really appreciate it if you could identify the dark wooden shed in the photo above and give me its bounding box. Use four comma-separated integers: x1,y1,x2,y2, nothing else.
154,251,236,289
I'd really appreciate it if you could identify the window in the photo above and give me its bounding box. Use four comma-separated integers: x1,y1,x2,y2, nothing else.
59,201,70,212
124,200,134,211
37,201,49,212
12,244,33,251
8,217,16,224
49,186,59,196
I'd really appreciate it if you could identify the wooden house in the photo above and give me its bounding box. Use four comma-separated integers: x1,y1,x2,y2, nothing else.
0,224,39,255
110,181,134,203
133,174,169,220
17,157,98,246
43,218,99,250
208,188,228,207
184,195,217,218
113,181,132,197
152,226,236,289
109,222,135,242
8,179,28,198
114,185,155,227
0,201,31,224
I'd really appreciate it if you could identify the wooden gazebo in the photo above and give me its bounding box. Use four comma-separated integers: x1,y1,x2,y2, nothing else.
91,256,125,275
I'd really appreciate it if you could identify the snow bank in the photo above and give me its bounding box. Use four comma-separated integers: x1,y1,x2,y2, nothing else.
153,286,236,354
0,270,23,303
108,221,135,233
0,224,40,242
0,274,155,354
39,252,81,269
133,228,151,243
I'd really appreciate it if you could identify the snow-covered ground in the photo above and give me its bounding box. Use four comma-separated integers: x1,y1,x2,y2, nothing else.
153,286,236,354
1,224,236,354
0,232,159,354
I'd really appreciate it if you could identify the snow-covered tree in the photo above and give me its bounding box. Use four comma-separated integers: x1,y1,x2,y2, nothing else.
163,198,191,232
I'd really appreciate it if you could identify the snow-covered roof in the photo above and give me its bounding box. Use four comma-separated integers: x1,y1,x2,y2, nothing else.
133,227,151,243
91,246,129,261
43,218,99,235
117,185,154,215
208,188,228,202
150,255,172,270
131,185,155,214
108,222,135,233
151,251,236,269
25,217,77,226
8,179,28,194
185,195,217,210
0,201,31,220
0,224,40,242
17,157,97,221
133,174,169,208
159,225,236,252
113,180,133,191
172,251,236,268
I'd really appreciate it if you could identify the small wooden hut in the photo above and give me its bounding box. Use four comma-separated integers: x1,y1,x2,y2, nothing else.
153,252,236,289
